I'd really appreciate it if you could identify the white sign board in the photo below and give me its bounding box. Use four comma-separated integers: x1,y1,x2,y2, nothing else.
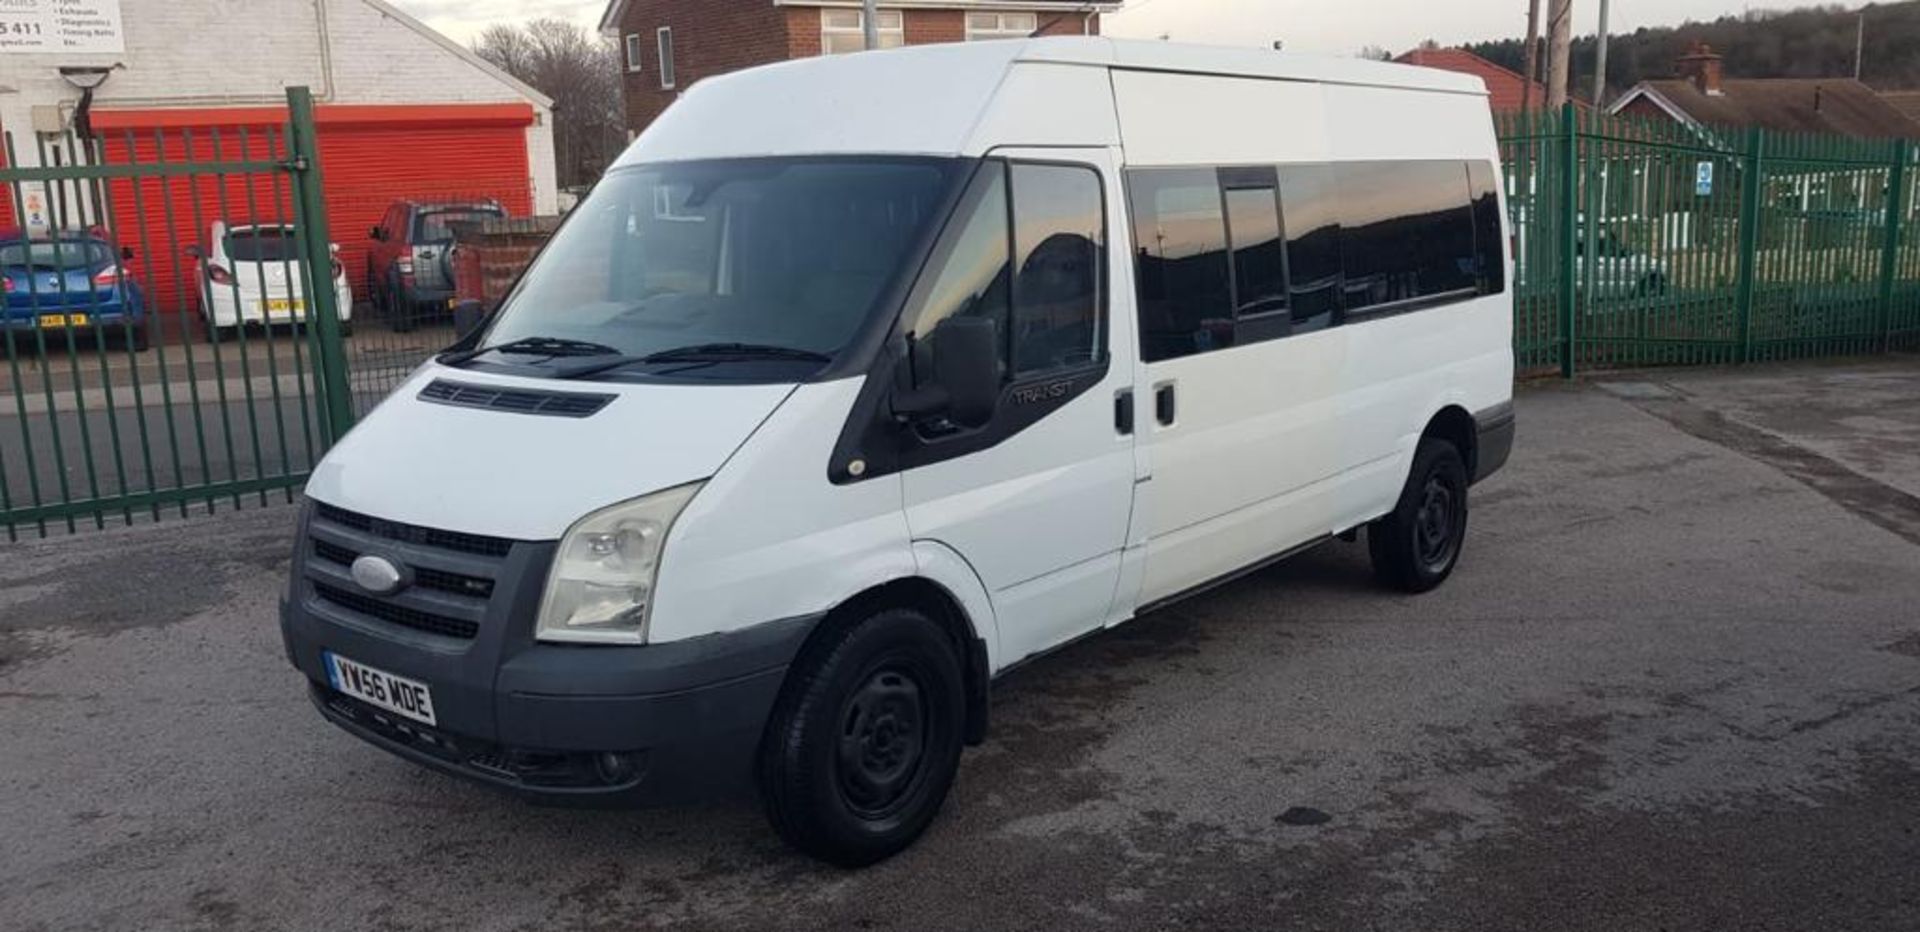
0,0,125,54
1695,161,1714,197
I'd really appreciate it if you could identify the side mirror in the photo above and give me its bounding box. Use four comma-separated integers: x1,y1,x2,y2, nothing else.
451,299,487,341
369,226,384,241
896,316,1000,428
120,246,136,262
183,244,205,260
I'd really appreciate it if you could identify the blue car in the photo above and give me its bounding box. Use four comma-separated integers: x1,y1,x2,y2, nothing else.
1,229,150,351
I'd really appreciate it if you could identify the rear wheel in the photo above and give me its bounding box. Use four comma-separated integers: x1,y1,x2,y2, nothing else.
129,321,150,352
758,607,965,867
1368,437,1469,593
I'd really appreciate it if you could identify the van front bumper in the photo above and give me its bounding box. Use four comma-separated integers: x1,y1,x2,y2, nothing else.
289,613,815,807
279,502,818,807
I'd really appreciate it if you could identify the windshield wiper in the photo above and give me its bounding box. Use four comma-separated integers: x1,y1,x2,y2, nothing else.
550,343,832,381
439,336,625,366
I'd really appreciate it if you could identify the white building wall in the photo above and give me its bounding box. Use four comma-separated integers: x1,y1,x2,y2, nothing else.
0,0,556,210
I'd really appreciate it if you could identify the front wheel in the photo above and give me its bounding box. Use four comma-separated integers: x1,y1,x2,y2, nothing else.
758,607,966,867
1368,437,1469,593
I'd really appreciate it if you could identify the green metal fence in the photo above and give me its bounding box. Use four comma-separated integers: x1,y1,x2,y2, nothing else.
0,88,350,540
1498,103,1920,376
7,94,1920,538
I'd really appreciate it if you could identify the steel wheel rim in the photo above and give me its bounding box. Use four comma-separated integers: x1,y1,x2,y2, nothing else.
835,662,929,819
1414,476,1459,570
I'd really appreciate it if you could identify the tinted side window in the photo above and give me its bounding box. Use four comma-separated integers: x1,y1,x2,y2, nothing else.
1224,183,1287,306
1010,163,1105,375
1127,168,1232,362
905,161,1011,384
1467,160,1506,295
1338,161,1477,314
1279,165,1342,333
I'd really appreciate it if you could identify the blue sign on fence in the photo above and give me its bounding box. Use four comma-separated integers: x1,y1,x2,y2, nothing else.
1696,161,1714,196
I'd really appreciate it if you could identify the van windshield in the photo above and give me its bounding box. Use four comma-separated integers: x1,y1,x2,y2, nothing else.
476,157,963,378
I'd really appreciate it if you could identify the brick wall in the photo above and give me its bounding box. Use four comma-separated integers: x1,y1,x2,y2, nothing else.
449,217,564,308
616,0,793,136
1616,97,1673,125
905,10,966,45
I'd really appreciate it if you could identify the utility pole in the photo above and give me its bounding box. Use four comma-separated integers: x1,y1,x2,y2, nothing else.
1855,9,1866,80
1521,0,1542,114
1546,0,1573,110
863,0,879,49
1592,0,1611,108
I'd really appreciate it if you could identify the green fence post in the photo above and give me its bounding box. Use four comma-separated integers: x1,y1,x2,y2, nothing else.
1734,126,1764,364
285,86,355,444
1878,139,1908,351
1558,101,1578,378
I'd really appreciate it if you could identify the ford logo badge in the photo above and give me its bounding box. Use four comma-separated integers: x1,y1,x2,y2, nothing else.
350,554,405,595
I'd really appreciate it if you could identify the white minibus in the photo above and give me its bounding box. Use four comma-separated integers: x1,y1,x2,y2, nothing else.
281,38,1515,866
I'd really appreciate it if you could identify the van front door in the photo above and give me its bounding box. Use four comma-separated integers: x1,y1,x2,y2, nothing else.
899,150,1137,666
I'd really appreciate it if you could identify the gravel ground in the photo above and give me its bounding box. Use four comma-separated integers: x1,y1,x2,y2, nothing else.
3,357,1919,931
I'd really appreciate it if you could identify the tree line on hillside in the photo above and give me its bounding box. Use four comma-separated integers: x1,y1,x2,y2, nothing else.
1462,1,1920,99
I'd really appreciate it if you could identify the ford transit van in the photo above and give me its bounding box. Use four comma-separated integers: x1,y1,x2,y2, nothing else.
280,38,1515,866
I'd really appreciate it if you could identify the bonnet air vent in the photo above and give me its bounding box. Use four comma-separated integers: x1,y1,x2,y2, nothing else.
417,379,615,418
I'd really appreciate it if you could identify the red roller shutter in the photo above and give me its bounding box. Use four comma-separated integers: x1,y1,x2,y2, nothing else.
89,104,537,315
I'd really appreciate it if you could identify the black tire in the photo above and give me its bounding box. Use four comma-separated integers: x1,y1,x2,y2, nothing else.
1636,272,1668,297
758,607,966,867
129,321,151,352
1368,437,1470,593
205,322,227,344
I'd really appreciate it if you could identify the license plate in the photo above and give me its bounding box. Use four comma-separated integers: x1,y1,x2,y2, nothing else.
38,314,87,328
264,298,305,317
324,651,436,726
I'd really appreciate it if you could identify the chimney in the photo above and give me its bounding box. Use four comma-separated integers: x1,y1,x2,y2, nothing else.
1675,40,1724,96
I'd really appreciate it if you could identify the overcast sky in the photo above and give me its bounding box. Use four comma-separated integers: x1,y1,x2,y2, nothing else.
393,0,1827,57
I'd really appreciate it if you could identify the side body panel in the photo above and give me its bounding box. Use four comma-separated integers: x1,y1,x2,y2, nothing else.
1111,69,1513,608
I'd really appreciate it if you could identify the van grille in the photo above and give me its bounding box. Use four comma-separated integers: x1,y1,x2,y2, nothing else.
312,583,481,640
304,503,512,641
313,502,511,557
417,379,614,418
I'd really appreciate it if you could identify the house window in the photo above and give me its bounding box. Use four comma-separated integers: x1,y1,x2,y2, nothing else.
657,27,675,89
624,33,644,73
821,8,904,55
965,12,1038,40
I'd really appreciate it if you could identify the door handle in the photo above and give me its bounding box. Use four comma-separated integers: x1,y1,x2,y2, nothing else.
1114,390,1134,435
1155,383,1176,426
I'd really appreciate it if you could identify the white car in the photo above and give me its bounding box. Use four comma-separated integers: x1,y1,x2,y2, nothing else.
197,221,353,341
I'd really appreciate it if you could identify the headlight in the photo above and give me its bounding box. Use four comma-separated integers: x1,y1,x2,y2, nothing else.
535,481,703,644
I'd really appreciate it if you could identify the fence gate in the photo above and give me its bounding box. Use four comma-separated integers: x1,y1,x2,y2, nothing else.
0,88,351,539
1499,104,1920,377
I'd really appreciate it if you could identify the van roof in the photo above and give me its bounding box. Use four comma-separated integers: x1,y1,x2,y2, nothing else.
618,38,1488,167
1021,37,1486,95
